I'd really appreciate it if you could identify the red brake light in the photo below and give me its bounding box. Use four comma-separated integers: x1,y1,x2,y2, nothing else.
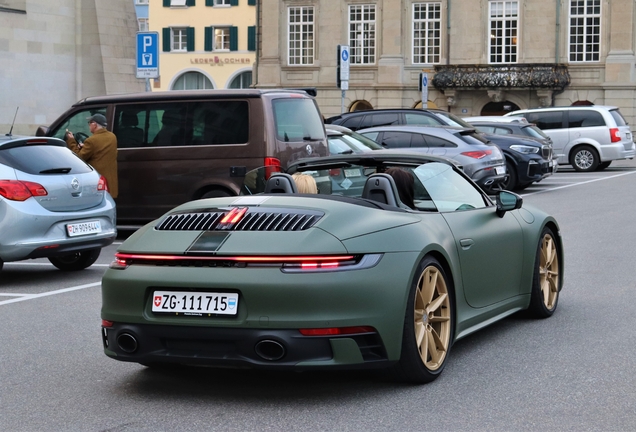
461,150,492,159
299,326,376,336
220,207,248,224
264,157,282,179
0,180,48,201
101,320,114,328
97,175,109,192
610,127,621,143
329,168,342,176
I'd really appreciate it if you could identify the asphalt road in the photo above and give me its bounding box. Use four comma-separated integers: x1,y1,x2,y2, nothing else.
1,160,636,431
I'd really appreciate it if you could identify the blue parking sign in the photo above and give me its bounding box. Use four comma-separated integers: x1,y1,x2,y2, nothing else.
136,32,159,79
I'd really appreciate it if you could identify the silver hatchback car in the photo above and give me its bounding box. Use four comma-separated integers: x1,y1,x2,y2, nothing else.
357,125,507,191
0,135,116,272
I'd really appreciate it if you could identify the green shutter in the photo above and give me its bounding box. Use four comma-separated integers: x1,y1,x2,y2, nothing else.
187,27,195,52
229,26,238,51
205,27,214,51
248,0,255,5
205,0,213,5
162,28,171,52
231,0,238,6
163,0,170,6
247,26,255,51
186,0,196,6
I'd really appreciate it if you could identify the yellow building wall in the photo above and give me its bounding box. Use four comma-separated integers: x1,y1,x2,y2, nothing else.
149,1,255,91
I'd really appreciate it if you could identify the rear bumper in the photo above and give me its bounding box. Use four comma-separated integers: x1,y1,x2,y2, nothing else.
598,141,635,161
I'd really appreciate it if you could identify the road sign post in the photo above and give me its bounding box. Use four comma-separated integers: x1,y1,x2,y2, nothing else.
337,45,350,113
419,72,429,109
136,32,160,81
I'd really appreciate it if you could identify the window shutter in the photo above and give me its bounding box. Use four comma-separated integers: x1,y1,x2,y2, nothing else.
186,0,196,6
248,0,255,5
230,26,238,51
247,26,255,51
205,0,213,5
205,27,214,51
187,27,195,51
162,28,171,52
231,0,238,6
163,0,170,6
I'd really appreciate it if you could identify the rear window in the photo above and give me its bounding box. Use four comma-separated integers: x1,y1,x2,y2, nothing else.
272,98,325,142
609,109,627,127
0,145,92,175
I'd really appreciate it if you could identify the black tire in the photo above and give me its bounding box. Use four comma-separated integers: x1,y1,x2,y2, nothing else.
569,145,599,172
516,182,533,191
596,161,612,171
501,161,518,191
528,227,561,318
48,248,101,271
392,256,454,384
200,189,232,199
0,259,3,273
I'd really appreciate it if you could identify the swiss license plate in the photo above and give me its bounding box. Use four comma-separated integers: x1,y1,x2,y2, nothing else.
495,166,506,175
66,220,101,237
152,291,239,316
344,168,361,177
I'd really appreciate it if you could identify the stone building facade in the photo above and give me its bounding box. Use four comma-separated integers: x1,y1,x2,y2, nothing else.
0,0,144,135
254,0,636,124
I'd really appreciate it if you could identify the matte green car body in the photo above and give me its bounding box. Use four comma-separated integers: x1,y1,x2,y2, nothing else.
101,154,564,381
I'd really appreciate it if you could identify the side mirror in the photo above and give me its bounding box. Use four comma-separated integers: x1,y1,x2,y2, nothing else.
35,125,49,137
496,190,523,217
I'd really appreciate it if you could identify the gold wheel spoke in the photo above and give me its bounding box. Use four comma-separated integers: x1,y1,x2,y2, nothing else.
415,321,426,347
429,315,450,323
427,330,440,364
420,270,438,306
426,293,448,315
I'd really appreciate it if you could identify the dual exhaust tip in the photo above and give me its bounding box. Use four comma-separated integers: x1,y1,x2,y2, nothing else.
116,333,286,361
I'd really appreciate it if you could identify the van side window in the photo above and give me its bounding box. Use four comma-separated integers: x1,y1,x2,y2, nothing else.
567,110,605,128
525,112,563,130
190,101,249,144
49,108,107,140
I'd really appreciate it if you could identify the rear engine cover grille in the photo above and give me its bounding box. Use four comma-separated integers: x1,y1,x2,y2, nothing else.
155,208,323,232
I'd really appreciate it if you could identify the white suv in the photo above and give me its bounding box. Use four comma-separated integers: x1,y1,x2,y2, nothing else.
504,106,635,171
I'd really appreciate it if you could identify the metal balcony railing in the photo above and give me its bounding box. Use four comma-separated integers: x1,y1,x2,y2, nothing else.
432,64,570,91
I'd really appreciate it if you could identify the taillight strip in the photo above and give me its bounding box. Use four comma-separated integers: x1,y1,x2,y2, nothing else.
114,252,355,262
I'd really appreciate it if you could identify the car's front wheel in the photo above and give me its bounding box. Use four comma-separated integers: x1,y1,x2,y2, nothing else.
393,256,454,383
528,227,561,318
570,145,599,172
48,248,101,271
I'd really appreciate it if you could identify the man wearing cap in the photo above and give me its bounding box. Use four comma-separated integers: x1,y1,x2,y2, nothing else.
65,113,118,198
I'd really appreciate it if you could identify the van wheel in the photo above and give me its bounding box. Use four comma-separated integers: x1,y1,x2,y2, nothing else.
200,189,232,199
596,161,612,171
48,248,101,271
570,145,599,172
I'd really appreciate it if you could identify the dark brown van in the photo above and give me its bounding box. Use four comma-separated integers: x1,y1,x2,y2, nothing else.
36,89,328,228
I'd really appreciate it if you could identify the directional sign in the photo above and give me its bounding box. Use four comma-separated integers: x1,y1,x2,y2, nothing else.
337,45,350,89
136,32,159,79
420,72,429,107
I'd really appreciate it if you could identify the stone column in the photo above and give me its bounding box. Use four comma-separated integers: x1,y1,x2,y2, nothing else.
604,0,635,84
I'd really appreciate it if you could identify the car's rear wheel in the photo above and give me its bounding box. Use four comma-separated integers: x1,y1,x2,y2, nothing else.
528,227,561,318
596,161,612,171
570,145,599,172
200,189,232,199
393,256,454,383
48,248,101,271
0,259,3,273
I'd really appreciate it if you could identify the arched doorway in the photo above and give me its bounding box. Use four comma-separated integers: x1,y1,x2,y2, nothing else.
349,100,373,111
413,100,439,109
571,100,594,106
228,71,253,89
480,101,520,116
171,71,213,90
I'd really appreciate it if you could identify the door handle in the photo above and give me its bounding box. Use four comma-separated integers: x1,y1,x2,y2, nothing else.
460,238,474,250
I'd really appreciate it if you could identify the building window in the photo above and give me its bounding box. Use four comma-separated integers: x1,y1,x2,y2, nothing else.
489,1,518,63
215,27,231,51
172,28,188,52
172,72,214,90
170,0,187,6
288,6,314,65
138,18,149,32
229,71,253,89
569,0,601,62
349,4,376,65
412,2,441,64
215,0,231,5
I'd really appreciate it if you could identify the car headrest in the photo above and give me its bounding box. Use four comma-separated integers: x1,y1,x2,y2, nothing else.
361,173,401,207
264,173,299,194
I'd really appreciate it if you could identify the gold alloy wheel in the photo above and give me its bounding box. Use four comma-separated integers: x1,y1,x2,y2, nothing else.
539,233,560,310
414,266,451,371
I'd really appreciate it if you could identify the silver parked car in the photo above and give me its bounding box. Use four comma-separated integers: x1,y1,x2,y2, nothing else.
504,106,635,171
357,125,507,191
0,135,117,272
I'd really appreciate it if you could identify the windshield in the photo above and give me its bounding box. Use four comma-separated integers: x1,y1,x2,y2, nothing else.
272,98,326,142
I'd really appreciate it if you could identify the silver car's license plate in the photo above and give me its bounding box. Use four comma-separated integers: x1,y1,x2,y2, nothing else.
495,166,505,175
66,221,102,237
344,168,361,177
152,291,239,316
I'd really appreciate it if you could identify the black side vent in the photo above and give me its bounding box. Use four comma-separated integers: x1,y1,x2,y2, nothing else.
155,208,323,232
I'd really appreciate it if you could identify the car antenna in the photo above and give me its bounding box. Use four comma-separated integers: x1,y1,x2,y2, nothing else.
6,107,19,136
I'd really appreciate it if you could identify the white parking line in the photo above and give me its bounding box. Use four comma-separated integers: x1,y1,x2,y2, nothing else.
523,170,636,196
0,282,101,306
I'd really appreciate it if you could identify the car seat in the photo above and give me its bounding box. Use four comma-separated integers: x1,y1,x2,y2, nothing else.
362,173,409,209
264,173,299,193
117,112,143,147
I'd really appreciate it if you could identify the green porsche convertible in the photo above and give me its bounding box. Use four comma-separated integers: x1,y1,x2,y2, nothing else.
101,151,563,383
